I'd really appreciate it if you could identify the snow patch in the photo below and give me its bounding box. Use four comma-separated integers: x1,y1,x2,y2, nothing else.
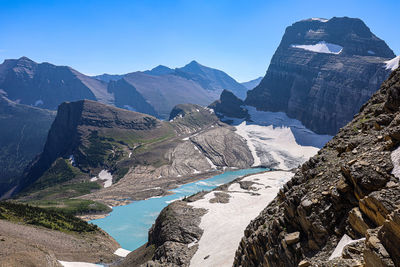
165,197,184,204
310,18,328,22
391,146,400,179
329,234,365,260
205,156,217,169
368,50,375,55
235,121,319,169
58,261,103,267
128,152,132,158
385,55,400,71
34,99,44,106
189,171,294,267
68,155,76,166
123,105,136,111
291,41,343,54
114,248,131,257
90,170,113,188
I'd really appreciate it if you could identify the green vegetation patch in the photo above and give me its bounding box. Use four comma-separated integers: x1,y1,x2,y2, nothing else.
28,198,111,216
27,158,84,192
24,181,102,201
0,201,99,233
81,130,114,168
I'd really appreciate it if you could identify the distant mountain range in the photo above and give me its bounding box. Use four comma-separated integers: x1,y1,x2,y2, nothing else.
0,57,248,119
0,57,249,196
94,60,248,117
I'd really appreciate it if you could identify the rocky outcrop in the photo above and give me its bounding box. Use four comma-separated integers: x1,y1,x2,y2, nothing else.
209,90,249,120
234,68,400,265
245,17,395,135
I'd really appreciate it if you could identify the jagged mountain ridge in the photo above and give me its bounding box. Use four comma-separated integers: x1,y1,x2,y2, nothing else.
94,60,248,118
245,17,396,135
234,67,400,266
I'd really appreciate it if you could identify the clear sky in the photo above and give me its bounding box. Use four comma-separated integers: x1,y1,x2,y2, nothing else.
0,0,399,82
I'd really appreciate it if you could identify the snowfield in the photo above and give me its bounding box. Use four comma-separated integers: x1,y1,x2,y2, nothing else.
114,248,131,257
385,55,400,71
90,170,113,188
58,261,103,267
226,106,331,169
291,41,343,54
329,234,365,260
188,171,294,267
391,146,400,179
235,121,318,169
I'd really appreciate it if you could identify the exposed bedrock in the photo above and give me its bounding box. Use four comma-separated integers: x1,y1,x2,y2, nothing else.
234,68,400,266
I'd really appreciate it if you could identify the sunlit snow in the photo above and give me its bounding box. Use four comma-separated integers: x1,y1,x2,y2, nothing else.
90,170,113,188
385,55,400,71
291,41,343,54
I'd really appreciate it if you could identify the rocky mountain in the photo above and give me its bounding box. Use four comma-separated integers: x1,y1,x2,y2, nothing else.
0,56,156,115
245,17,396,135
13,99,255,213
120,60,400,267
241,77,263,90
234,67,400,266
93,61,248,118
92,73,124,82
209,90,249,120
0,57,101,109
0,94,55,198
175,60,248,99
121,72,214,118
143,65,174,76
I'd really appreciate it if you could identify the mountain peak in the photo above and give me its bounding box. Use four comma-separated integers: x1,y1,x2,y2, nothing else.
282,16,395,58
143,65,173,76
17,56,35,62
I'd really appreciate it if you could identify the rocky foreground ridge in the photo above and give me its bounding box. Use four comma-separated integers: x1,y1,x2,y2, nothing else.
234,67,400,266
246,17,396,135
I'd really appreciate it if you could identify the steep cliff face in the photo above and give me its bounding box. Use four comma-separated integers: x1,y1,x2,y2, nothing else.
18,99,169,194
246,17,395,135
0,95,55,198
234,67,400,266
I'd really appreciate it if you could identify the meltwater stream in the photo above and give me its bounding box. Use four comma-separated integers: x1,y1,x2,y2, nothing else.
90,168,267,251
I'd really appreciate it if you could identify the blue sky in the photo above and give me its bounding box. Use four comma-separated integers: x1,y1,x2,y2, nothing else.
0,0,399,82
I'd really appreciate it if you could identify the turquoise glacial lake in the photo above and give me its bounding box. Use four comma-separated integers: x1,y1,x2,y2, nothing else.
90,168,267,251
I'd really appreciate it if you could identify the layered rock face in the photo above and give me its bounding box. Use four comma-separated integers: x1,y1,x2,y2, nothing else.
246,17,396,135
234,68,400,266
